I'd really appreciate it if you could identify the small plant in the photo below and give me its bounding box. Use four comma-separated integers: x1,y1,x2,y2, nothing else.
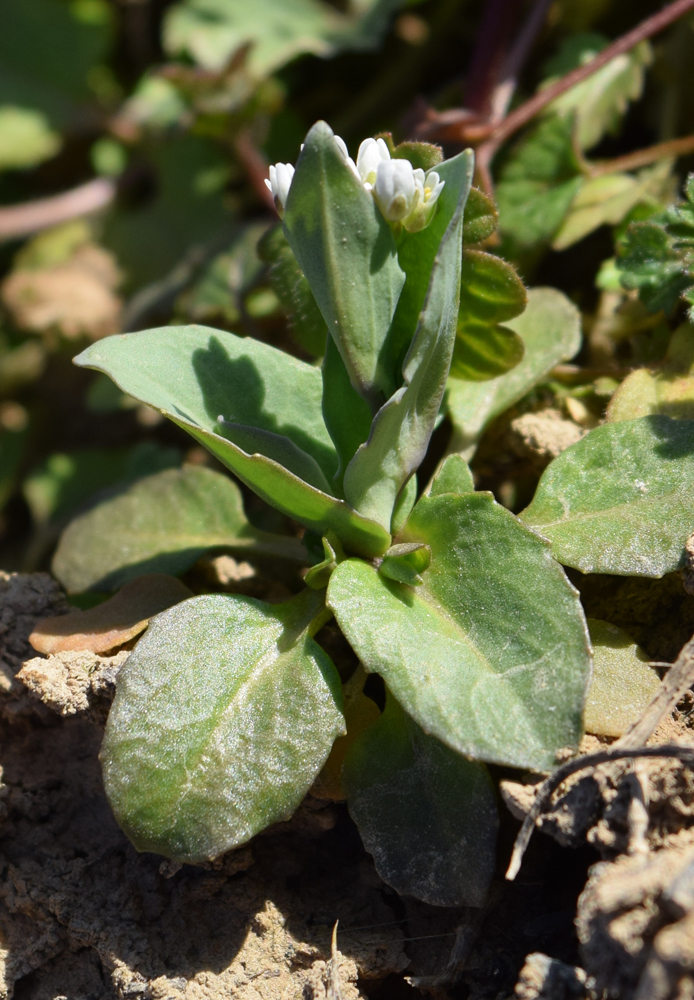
68,121,694,907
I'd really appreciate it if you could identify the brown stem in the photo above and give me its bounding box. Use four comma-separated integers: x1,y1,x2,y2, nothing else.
0,178,116,242
505,744,694,881
587,132,694,177
616,634,694,749
233,130,276,213
476,0,694,176
489,0,553,123
464,0,523,117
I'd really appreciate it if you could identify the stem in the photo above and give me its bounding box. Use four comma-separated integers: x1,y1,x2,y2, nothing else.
0,178,116,241
477,0,694,175
489,0,553,123
586,132,694,177
505,744,694,881
464,0,523,117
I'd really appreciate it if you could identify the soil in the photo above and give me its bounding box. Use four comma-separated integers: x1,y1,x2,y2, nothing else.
3,570,694,1000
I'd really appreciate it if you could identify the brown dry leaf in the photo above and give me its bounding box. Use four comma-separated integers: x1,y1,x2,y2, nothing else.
29,574,193,655
1,244,122,340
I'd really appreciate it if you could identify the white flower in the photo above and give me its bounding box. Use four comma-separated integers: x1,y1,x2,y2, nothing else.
356,136,391,187
332,133,360,181
403,168,445,233
265,162,295,216
373,158,419,223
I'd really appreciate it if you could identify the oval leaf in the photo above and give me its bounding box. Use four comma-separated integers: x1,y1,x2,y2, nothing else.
519,415,694,577
328,492,591,771
584,619,661,738
101,589,345,862
343,691,498,907
52,466,305,594
74,326,390,558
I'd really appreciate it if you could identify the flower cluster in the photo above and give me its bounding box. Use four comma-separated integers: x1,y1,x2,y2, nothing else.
265,131,444,233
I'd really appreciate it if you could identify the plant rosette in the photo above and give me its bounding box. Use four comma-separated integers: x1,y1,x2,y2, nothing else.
65,121,694,908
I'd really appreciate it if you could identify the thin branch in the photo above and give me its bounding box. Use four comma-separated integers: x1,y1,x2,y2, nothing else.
0,178,116,242
489,0,553,123
505,744,694,881
477,0,694,175
463,0,523,118
587,132,694,177
616,634,694,749
233,130,276,213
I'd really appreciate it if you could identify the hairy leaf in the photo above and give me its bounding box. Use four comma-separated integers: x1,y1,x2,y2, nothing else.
429,454,475,496
257,225,327,358
607,324,694,422
163,0,405,77
283,120,405,407
328,492,591,770
447,287,581,456
101,588,345,861
463,187,498,244
520,415,694,577
52,466,305,593
450,249,526,380
343,692,498,906
74,325,390,558
584,619,660,738
342,151,473,530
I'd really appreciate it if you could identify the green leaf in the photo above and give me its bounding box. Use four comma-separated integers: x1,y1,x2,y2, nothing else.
0,0,113,131
0,105,61,171
544,36,651,152
387,151,475,376
52,465,305,594
321,335,374,493
519,415,694,577
283,121,405,406
447,287,581,456
257,225,327,358
584,619,660,738
23,443,180,527
496,117,582,250
429,454,475,496
607,325,694,422
163,0,404,77
342,151,474,530
378,541,430,586
343,692,498,906
328,492,591,770
552,164,672,252
101,588,345,861
73,324,391,558
450,249,526,381
463,187,498,244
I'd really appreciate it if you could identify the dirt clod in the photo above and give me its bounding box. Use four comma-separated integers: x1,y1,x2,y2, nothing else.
17,649,129,722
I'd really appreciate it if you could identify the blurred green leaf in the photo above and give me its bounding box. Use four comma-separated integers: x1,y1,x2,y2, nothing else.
553,163,672,252
343,691,498,906
543,35,651,151
584,619,660,737
163,0,405,77
0,106,61,171
496,117,582,250
520,416,694,577
450,250,526,381
0,0,113,129
463,187,498,244
103,136,236,291
101,588,344,861
446,287,581,456
52,464,306,593
607,324,694,422
23,442,181,527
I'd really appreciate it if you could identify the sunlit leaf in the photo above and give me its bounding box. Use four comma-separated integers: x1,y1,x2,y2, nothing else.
584,619,660,737
328,491,591,770
520,415,694,577
0,105,61,171
101,588,345,861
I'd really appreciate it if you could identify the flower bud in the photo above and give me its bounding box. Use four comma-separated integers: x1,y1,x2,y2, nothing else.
373,158,418,223
356,137,391,187
265,162,295,216
332,133,361,181
402,168,445,233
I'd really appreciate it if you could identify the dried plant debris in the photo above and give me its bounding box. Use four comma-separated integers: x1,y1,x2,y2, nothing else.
514,952,590,999
29,574,193,655
0,572,68,718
